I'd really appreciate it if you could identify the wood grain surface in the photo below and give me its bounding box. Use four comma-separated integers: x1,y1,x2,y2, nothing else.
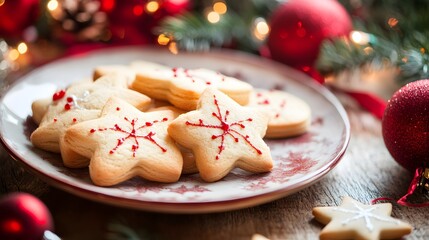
1,92,428,240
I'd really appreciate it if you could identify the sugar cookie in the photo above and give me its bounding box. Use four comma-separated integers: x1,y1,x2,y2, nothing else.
248,89,311,138
132,67,253,111
30,74,152,168
168,88,272,182
312,196,412,240
64,97,183,186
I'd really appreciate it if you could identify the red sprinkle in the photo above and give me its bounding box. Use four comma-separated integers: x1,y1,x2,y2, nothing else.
64,103,71,110
66,97,73,102
116,107,120,111
72,118,77,122
53,118,57,122
52,90,66,101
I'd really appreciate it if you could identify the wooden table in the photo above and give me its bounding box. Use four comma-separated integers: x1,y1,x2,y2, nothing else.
1,90,428,240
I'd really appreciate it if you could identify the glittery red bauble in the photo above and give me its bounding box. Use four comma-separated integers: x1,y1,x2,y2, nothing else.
267,0,352,69
382,80,429,171
0,0,40,38
0,193,53,240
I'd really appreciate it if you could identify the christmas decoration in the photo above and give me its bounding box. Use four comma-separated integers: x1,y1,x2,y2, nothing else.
382,80,429,206
266,0,352,71
0,0,40,38
48,0,109,44
0,192,53,240
317,0,429,84
382,80,429,171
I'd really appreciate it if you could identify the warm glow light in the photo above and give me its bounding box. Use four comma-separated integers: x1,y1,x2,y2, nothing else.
387,18,398,28
17,42,28,54
252,18,270,41
213,2,227,14
47,0,58,11
350,31,370,45
207,11,220,23
168,42,178,55
363,46,373,55
146,1,159,13
0,0,5,7
133,5,144,16
8,49,19,61
157,34,170,45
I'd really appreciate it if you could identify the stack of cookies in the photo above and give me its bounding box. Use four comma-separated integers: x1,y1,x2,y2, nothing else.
30,61,311,186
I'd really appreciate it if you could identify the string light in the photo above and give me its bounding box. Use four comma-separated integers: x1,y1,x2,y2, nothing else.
47,0,58,11
133,5,144,16
388,18,398,28
252,17,269,41
146,1,159,13
350,31,371,45
17,42,28,54
168,42,179,55
213,1,227,14
8,49,19,61
0,0,5,7
157,34,171,45
207,11,220,23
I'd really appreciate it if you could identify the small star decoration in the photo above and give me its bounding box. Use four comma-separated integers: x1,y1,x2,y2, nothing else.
312,196,412,240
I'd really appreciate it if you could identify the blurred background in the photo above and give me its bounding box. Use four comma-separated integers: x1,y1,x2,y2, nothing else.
1,0,428,107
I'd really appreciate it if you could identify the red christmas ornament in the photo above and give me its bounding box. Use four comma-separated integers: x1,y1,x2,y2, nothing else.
104,0,190,44
0,193,53,240
382,80,429,171
267,0,352,70
0,0,40,38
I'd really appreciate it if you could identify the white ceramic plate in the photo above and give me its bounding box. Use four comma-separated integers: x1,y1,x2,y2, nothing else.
0,47,350,213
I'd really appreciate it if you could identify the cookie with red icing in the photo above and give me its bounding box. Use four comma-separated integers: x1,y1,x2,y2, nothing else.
31,78,94,125
147,105,197,175
168,88,272,182
30,74,152,168
93,60,170,86
132,67,253,111
248,89,311,138
64,97,183,186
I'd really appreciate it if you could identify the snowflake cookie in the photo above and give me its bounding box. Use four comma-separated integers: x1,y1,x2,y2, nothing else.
312,196,412,240
63,97,183,186
168,88,272,182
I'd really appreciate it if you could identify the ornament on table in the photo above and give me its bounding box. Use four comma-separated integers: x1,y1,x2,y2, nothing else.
265,0,352,83
382,79,429,206
0,193,54,240
0,0,40,38
312,196,412,240
48,0,109,44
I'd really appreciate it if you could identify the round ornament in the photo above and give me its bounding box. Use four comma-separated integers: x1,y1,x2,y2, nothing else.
0,0,40,38
267,0,352,69
382,80,429,171
0,193,53,240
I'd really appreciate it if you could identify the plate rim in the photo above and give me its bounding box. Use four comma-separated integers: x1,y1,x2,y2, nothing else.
0,46,350,213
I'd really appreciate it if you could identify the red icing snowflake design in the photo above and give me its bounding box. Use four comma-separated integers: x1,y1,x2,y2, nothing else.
186,94,262,160
90,116,168,157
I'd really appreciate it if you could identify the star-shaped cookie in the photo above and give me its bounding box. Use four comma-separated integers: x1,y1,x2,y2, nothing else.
312,196,412,240
132,66,253,110
168,88,272,182
30,74,151,168
63,97,183,186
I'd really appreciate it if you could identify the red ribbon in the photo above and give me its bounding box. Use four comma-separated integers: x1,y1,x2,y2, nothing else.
372,168,429,207
342,90,387,120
